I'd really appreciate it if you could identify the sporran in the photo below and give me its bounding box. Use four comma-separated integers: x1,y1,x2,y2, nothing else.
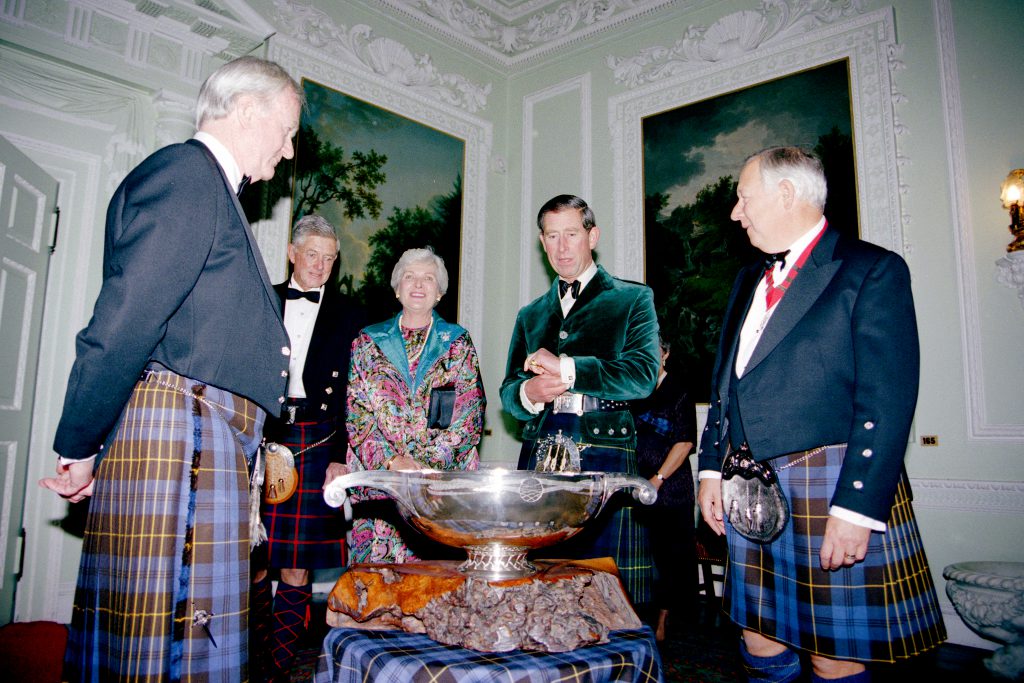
721,444,789,543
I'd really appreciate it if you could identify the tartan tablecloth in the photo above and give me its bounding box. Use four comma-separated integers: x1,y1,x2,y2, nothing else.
315,626,664,683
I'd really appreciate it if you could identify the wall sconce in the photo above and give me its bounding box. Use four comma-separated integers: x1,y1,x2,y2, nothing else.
996,169,1024,310
1001,169,1024,252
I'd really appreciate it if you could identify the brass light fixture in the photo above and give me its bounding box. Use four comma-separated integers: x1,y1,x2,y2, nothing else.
1001,169,1024,252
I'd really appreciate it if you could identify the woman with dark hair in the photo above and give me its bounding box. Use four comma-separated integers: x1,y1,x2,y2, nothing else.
633,335,698,641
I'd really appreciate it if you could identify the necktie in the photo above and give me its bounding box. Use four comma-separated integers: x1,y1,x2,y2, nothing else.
236,175,251,197
763,251,789,309
287,288,320,303
558,279,581,299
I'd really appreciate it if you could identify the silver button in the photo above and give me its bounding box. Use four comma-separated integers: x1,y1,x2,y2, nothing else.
277,396,285,403
862,449,872,457
325,387,333,394
853,480,864,489
593,428,600,435
332,371,339,377
621,427,628,434
320,403,327,411
559,330,568,340
864,421,875,430
280,370,288,377
607,428,614,435
282,346,291,356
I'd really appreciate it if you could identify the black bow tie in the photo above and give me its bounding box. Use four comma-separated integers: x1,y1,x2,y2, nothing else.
558,279,581,299
287,287,320,303
762,250,790,271
236,175,251,197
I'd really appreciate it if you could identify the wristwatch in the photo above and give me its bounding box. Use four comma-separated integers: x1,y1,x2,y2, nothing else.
655,472,666,481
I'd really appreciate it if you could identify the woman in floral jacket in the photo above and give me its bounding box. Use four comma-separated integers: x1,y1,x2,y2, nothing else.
345,247,485,562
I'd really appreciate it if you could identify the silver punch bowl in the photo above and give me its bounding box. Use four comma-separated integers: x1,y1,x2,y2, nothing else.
323,469,657,580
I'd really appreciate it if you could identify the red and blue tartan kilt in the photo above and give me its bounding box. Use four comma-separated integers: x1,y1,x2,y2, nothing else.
65,367,264,683
519,411,653,606
724,444,947,662
259,419,346,570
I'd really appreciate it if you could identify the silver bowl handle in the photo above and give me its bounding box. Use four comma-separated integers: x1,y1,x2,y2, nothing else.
323,470,410,508
602,474,658,506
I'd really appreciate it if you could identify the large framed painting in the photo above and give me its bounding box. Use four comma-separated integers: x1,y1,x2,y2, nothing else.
641,60,857,397
286,79,467,324
609,7,904,401
248,32,493,342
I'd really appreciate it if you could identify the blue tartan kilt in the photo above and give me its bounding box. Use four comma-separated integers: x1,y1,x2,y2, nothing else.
519,411,653,606
259,418,347,570
65,367,264,683
724,444,947,662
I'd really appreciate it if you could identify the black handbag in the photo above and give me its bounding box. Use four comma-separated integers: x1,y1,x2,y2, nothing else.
427,386,456,429
720,444,789,543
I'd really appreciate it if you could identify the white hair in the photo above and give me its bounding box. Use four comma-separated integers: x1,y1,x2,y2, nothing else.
390,247,449,296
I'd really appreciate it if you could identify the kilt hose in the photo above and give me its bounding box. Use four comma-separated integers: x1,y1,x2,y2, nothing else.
518,411,653,606
259,418,346,570
65,367,264,683
724,444,947,663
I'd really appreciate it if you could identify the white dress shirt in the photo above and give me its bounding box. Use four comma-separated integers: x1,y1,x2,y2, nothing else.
283,277,324,399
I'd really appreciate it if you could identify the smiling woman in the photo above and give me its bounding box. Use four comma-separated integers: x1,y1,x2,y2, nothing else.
342,247,486,564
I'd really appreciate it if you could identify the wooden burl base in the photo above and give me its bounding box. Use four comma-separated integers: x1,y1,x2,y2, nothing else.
326,557,642,652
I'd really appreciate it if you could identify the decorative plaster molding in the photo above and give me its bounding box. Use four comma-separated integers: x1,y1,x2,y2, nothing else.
607,0,868,88
935,0,1024,440
377,0,687,66
271,0,492,113
265,37,493,345
519,74,592,306
996,251,1024,310
911,478,1024,516
608,8,903,280
1,1,270,83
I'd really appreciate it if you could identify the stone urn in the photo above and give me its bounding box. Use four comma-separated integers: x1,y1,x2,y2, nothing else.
944,561,1024,679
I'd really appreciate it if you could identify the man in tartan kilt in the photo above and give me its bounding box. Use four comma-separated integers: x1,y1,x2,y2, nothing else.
499,194,660,606
250,215,365,682
698,147,945,682
42,57,301,681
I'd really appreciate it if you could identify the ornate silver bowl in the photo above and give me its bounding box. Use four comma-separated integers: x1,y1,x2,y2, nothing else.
323,469,656,580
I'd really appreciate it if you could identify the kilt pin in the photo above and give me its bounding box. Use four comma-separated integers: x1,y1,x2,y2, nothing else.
724,445,946,662
65,367,263,682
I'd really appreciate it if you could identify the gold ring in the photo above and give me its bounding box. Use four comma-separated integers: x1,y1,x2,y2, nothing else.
845,554,856,559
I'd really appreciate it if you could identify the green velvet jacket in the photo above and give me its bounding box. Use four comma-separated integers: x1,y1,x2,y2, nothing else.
499,265,660,434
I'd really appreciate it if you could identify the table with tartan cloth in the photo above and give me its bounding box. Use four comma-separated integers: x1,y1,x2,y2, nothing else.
315,626,664,683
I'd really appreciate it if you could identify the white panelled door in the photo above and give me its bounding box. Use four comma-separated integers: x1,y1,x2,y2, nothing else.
0,135,58,624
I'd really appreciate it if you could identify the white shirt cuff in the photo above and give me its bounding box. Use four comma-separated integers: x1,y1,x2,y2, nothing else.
698,469,722,480
559,355,576,388
829,505,886,531
58,453,99,466
519,381,544,415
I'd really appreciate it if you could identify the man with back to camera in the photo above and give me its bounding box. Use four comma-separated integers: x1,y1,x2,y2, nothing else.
250,214,365,682
41,56,302,681
697,147,946,682
499,194,661,606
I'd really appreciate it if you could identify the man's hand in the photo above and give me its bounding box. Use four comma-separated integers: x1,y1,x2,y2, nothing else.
39,459,95,503
524,348,560,375
698,478,726,535
524,374,570,404
819,516,871,570
324,462,348,488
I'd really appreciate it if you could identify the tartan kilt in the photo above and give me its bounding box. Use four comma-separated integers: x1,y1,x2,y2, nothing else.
65,367,264,683
259,419,346,570
518,411,653,606
724,444,947,662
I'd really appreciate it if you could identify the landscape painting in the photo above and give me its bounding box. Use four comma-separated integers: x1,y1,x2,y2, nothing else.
642,59,858,399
